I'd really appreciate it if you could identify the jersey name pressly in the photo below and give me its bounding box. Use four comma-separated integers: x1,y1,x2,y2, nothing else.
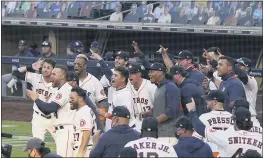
49,82,76,126
25,72,55,115
125,137,178,157
73,106,97,146
129,79,157,114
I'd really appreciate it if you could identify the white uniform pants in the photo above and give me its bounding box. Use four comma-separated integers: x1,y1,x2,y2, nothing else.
55,125,74,157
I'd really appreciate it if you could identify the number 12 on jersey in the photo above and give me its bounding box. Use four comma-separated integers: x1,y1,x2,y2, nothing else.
139,152,158,158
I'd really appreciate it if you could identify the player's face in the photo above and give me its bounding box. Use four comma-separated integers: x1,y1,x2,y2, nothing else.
50,68,64,87
114,56,127,67
237,63,247,71
18,44,26,52
27,148,37,158
129,72,141,85
111,70,125,88
69,92,79,110
172,74,181,84
41,62,53,78
42,46,51,54
176,59,191,69
149,70,161,83
74,58,86,75
217,59,230,77
205,100,216,110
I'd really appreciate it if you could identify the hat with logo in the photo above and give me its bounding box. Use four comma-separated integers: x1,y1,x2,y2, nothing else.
73,41,84,47
201,90,225,103
232,107,251,122
112,106,130,119
236,57,251,68
23,137,45,152
128,64,145,74
91,41,100,48
206,47,221,55
149,62,166,72
169,65,187,76
174,116,194,131
233,98,249,110
18,40,27,46
114,51,129,61
174,50,193,60
42,41,52,47
141,117,158,132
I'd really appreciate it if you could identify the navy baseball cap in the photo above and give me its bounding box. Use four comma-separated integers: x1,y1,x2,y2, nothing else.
232,107,251,122
236,57,251,68
91,41,100,48
30,43,38,49
73,41,84,47
206,47,221,54
104,51,114,61
201,90,225,103
42,41,52,47
233,98,249,110
23,137,45,152
175,116,194,131
149,62,166,72
169,65,186,75
18,40,27,45
174,50,193,60
128,64,145,74
141,117,158,132
112,106,130,119
114,51,129,61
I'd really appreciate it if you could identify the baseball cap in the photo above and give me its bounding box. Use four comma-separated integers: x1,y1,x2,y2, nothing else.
42,41,52,47
114,51,129,61
169,65,186,76
201,90,225,103
175,116,194,131
128,64,145,74
104,51,114,61
23,137,45,152
149,62,166,72
206,47,221,54
73,41,84,47
236,57,251,68
233,98,249,110
30,43,38,49
141,117,158,132
174,50,193,60
112,106,130,119
91,41,100,48
232,107,251,122
18,40,27,46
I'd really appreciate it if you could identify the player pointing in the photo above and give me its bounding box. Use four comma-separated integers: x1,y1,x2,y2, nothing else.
125,117,178,157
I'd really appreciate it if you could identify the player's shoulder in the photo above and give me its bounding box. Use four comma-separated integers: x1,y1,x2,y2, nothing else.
88,73,100,82
77,106,93,116
58,82,72,93
144,79,157,89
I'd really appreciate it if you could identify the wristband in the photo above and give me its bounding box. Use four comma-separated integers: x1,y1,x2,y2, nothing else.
26,65,34,72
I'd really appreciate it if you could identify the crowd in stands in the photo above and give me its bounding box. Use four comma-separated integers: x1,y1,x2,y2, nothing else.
2,1,262,26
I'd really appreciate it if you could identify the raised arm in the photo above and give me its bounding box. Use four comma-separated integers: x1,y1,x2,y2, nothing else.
159,45,174,69
132,41,151,69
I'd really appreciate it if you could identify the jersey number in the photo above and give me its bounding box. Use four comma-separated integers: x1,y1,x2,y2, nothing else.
231,148,243,158
73,133,79,141
212,127,228,131
142,106,151,112
139,152,158,158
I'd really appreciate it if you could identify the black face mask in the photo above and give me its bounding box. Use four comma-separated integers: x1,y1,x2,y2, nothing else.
175,132,181,139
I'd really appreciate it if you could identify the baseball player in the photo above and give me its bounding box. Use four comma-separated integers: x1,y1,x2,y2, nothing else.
194,90,234,157
13,59,56,141
186,99,262,157
27,65,75,157
125,117,178,157
69,87,97,157
127,63,157,132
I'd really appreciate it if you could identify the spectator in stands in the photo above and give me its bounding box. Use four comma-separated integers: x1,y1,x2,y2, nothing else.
107,1,120,10
37,2,51,18
21,1,31,14
238,7,253,26
158,6,171,23
50,1,62,18
124,3,139,22
39,41,56,58
207,9,221,25
224,6,237,26
164,2,174,10
25,2,37,18
205,1,214,18
6,2,16,14
142,4,155,23
153,2,165,20
218,1,231,25
184,1,198,21
28,43,40,57
1,40,34,97
80,2,91,18
109,4,123,22
235,2,248,20
136,0,148,19
56,2,68,19
191,6,208,25
253,2,262,24
67,41,87,59
172,7,188,24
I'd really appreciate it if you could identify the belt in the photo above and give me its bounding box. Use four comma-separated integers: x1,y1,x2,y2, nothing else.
35,111,51,119
55,125,64,131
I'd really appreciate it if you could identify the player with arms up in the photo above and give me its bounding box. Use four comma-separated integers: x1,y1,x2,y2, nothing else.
186,99,262,157
128,64,157,132
27,65,75,157
13,59,56,141
69,87,97,157
125,117,177,157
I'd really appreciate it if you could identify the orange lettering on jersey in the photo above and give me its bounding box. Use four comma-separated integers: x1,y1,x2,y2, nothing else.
209,128,216,133
80,119,86,127
55,93,62,100
213,152,219,158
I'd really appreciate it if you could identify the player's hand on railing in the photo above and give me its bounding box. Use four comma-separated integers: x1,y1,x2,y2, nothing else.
26,89,39,101
90,52,103,61
157,45,168,54
32,58,44,71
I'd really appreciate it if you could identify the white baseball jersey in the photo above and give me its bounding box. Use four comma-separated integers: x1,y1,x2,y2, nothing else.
79,73,107,104
193,110,233,157
226,122,262,135
49,82,75,126
25,72,54,114
205,127,262,157
73,106,97,148
125,137,178,157
243,75,258,116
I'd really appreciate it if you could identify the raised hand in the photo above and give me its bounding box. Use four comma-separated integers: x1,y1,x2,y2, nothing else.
157,45,168,54
90,52,102,61
132,41,142,55
32,59,44,71
26,89,39,101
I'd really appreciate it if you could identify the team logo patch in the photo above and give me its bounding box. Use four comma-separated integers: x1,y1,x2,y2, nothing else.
80,119,86,127
55,93,62,100
209,128,216,133
100,88,105,95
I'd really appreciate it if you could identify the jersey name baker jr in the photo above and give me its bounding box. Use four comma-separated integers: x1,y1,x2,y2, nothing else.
129,141,170,153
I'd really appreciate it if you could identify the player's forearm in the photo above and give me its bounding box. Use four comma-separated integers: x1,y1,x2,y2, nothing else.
12,70,26,80
17,66,27,73
188,110,206,137
156,113,168,123
35,99,60,115
99,60,113,82
162,52,174,69
78,130,91,154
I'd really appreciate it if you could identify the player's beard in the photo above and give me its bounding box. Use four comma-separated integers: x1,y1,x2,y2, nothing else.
70,102,78,110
